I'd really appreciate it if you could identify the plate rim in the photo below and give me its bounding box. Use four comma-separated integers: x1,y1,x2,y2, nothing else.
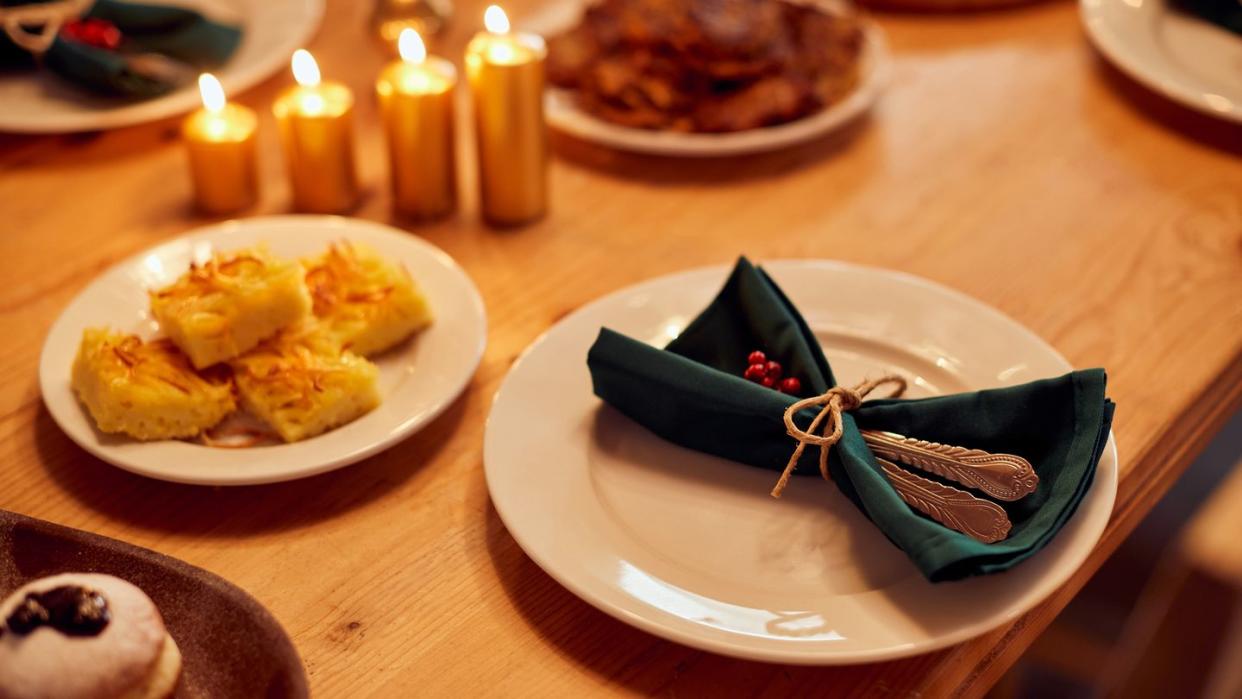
0,0,325,134
38,214,487,486
526,1,890,157
484,259,1119,664
1080,0,1242,123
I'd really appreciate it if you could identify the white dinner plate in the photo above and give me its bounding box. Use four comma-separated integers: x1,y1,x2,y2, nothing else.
484,261,1118,664
521,0,889,157
1081,0,1242,123
0,0,323,133
40,215,486,486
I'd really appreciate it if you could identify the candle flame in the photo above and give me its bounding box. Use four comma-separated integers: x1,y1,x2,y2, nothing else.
198,73,225,113
398,28,426,64
484,5,510,34
291,49,321,87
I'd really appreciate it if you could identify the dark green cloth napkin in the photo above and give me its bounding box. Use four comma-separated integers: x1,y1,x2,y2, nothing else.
1171,0,1242,36
0,0,242,97
587,258,1115,582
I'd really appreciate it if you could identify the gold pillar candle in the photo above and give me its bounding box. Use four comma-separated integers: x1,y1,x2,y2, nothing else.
377,29,457,220
273,50,360,214
465,5,548,226
183,74,258,214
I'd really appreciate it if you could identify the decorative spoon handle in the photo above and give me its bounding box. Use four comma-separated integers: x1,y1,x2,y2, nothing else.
861,430,1038,502
878,459,1012,543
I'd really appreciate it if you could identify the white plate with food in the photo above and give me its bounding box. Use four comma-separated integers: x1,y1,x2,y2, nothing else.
0,0,322,134
484,261,1117,664
40,215,486,485
1081,0,1242,123
522,0,888,157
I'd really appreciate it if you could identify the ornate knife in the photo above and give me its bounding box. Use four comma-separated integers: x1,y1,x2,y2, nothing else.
861,430,1038,502
877,458,1012,544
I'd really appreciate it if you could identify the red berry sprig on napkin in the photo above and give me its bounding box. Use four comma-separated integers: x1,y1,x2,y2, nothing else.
61,19,122,51
742,351,801,395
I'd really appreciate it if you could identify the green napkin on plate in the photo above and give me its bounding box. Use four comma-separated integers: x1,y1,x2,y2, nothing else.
0,0,242,98
587,258,1115,582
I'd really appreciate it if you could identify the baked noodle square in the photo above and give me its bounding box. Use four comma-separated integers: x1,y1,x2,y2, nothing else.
303,242,433,357
71,329,236,440
149,247,312,369
230,322,380,443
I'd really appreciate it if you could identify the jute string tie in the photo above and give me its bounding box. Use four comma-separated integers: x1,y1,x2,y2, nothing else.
0,0,94,54
771,375,907,498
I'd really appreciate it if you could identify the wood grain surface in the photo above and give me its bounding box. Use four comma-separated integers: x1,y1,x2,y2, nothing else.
1,0,1240,696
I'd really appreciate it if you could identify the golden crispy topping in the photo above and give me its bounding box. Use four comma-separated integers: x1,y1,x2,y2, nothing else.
91,333,229,395
112,344,137,368
158,376,192,395
152,250,273,301
232,324,355,411
345,287,394,304
304,242,398,315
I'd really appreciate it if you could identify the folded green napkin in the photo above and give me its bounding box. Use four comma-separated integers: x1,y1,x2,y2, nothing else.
0,0,242,98
587,258,1115,582
1172,0,1242,36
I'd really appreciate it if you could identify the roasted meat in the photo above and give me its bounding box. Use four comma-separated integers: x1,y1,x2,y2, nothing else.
546,0,864,133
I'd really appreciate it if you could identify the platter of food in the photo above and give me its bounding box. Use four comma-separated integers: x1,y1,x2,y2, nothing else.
485,260,1117,663
39,215,486,485
0,0,324,134
526,0,889,156
0,509,308,697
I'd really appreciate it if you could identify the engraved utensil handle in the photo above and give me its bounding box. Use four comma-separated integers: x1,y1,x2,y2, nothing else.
878,459,1012,543
862,430,1039,502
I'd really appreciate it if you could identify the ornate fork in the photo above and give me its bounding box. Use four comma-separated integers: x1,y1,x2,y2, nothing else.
877,458,1012,544
861,430,1039,502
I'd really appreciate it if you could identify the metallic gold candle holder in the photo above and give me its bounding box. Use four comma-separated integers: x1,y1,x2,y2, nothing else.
272,50,360,214
465,5,547,227
377,29,457,220
183,74,258,214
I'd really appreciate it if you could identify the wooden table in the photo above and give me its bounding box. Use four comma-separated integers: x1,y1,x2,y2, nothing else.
2,1,1240,695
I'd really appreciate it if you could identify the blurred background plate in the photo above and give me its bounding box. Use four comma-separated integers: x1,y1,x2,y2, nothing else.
0,0,323,134
1081,0,1242,123
521,0,890,157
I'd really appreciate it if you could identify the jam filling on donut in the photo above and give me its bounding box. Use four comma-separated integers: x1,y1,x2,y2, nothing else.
2,586,111,637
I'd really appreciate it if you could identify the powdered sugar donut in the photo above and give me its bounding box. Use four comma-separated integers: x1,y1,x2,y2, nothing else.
0,574,181,699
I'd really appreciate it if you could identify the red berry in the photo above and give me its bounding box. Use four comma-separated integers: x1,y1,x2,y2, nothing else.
779,377,802,394
743,364,767,382
747,350,766,365
764,361,782,380
760,375,777,388
62,19,122,51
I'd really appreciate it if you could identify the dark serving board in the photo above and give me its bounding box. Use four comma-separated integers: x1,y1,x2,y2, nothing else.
0,510,308,699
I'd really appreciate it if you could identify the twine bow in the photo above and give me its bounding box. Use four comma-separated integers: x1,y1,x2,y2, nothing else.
0,0,93,54
771,374,907,498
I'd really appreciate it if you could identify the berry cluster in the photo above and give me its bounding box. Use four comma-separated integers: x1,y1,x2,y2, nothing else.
742,350,801,395
61,19,122,51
